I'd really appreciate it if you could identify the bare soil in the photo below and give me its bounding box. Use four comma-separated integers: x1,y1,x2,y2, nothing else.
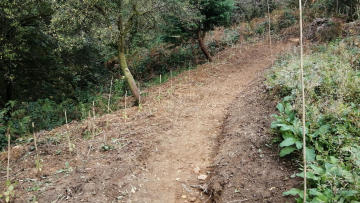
0,40,298,203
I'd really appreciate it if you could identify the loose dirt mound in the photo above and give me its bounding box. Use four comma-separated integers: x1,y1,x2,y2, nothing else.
207,77,300,202
1,40,296,202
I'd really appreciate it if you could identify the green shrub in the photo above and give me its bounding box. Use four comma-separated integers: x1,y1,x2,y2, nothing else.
0,76,130,150
131,44,199,81
222,29,241,46
232,0,278,22
276,9,297,30
266,37,360,202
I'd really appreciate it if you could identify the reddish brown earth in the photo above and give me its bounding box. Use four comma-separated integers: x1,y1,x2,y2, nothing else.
0,39,299,203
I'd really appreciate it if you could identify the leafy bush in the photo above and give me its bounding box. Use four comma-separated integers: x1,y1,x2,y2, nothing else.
266,37,360,202
232,0,278,23
0,76,129,150
222,29,241,46
276,9,297,30
130,44,199,81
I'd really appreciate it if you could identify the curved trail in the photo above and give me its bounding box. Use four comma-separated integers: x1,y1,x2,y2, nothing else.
126,41,293,202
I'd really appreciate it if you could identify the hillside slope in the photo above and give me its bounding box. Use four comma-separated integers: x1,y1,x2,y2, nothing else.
1,40,297,202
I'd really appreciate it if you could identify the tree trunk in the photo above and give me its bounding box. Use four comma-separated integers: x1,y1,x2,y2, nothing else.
197,30,212,62
117,14,140,105
118,51,140,104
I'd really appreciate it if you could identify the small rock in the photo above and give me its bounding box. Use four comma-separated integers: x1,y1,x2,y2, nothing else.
188,196,197,202
193,167,200,174
197,174,207,180
181,195,187,199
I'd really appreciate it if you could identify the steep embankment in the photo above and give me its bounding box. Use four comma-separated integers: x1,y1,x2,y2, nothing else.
208,77,300,202
1,40,296,202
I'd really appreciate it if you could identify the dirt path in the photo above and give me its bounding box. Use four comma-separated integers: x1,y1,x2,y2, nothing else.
125,41,293,202
0,40,295,203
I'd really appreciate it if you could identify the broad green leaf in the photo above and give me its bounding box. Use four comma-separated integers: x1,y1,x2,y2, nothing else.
309,188,330,201
280,146,296,157
295,141,303,149
295,171,318,180
282,131,294,139
277,103,284,112
280,137,297,147
278,124,294,132
283,188,303,198
284,102,293,115
310,124,330,138
306,148,316,162
329,156,338,164
283,96,293,102
340,190,358,197
309,164,324,174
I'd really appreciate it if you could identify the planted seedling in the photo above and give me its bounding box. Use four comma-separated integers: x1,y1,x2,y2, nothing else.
0,181,16,203
100,144,114,152
56,161,73,174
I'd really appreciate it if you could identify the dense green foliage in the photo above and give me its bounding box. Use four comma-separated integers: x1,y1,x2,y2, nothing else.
232,0,277,22
162,0,234,60
0,1,108,104
163,0,235,41
266,37,360,202
284,0,360,20
0,0,238,149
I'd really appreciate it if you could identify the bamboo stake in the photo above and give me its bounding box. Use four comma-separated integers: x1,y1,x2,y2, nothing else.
298,0,307,201
138,82,142,110
6,127,10,182
92,101,96,119
124,91,128,121
158,75,162,101
170,70,173,92
125,91,127,110
266,0,273,65
88,110,93,136
107,76,113,113
92,101,97,137
188,66,191,82
32,122,41,174
64,110,73,153
105,77,113,142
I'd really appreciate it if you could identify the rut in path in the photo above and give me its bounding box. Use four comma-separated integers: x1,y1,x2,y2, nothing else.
125,41,293,202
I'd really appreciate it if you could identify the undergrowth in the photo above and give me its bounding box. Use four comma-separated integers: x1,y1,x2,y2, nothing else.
266,37,360,202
